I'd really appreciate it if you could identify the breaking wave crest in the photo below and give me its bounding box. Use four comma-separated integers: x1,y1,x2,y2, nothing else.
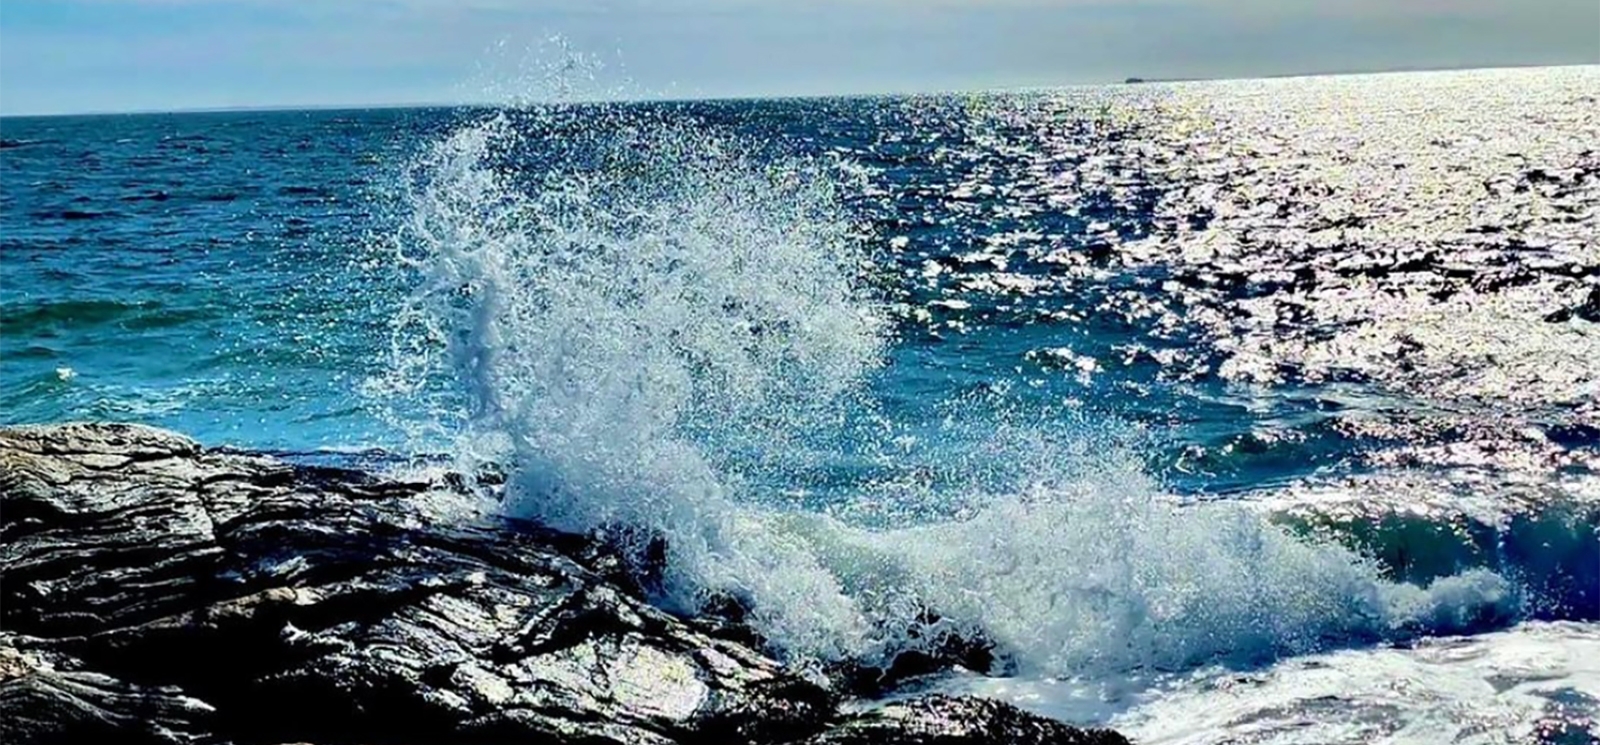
381,101,1523,679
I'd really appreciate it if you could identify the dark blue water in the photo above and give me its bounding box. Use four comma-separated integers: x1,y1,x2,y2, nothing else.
4,65,1599,741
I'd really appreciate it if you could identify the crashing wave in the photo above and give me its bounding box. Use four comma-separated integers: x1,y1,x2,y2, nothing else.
378,101,1531,679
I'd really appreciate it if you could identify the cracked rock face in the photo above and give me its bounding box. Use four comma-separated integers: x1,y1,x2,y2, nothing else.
0,422,1127,745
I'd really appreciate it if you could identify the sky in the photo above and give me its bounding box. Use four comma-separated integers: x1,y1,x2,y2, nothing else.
1,0,1597,115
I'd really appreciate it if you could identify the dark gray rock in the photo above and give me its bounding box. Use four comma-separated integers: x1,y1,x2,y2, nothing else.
0,642,213,745
806,696,1128,745
0,422,1129,745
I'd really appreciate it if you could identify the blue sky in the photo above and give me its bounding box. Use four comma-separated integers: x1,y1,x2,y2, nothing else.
2,0,1597,115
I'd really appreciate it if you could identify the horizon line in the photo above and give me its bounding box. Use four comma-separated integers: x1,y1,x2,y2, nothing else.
3,60,1595,119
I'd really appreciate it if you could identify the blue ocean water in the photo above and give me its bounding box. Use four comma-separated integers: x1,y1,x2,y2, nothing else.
2,109,419,447
4,66,1599,741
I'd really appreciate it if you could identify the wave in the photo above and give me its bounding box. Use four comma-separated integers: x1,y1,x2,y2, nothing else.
1,298,217,335
1268,480,1599,623
378,101,1538,681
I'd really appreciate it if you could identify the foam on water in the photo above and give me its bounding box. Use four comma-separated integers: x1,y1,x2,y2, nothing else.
949,622,1600,744
382,98,1526,678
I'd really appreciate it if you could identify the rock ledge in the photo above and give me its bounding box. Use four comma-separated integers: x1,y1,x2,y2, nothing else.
0,422,1127,745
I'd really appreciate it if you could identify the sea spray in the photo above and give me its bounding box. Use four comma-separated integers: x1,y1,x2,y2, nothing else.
381,92,1521,677
757,414,1518,675
383,101,894,658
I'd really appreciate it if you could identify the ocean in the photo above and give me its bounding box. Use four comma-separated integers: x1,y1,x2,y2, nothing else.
3,65,1598,743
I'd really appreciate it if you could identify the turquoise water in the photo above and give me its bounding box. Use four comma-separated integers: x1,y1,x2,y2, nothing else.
4,66,1599,739
3,109,416,447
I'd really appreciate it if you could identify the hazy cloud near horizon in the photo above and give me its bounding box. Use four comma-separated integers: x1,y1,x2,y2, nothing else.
2,0,1596,114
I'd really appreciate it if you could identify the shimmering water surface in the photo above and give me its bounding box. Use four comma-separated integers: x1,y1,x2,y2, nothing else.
4,66,1598,742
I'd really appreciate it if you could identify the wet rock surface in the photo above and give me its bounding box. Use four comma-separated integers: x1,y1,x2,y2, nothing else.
0,422,1127,745
806,696,1128,745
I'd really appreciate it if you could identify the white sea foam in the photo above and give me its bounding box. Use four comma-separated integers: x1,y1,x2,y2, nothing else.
950,621,1600,743
380,98,1524,679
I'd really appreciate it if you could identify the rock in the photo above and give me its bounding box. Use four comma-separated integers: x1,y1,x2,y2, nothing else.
807,696,1127,745
0,641,214,745
830,615,1011,697
0,422,1129,745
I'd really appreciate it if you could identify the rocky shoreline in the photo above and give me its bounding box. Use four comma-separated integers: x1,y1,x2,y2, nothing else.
0,422,1128,745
